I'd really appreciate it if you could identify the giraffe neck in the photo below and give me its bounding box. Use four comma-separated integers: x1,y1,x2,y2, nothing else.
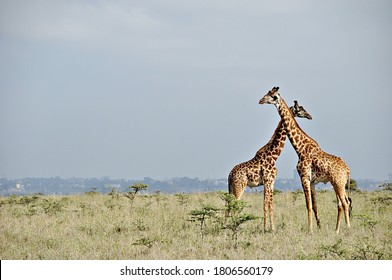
254,119,287,162
276,98,319,157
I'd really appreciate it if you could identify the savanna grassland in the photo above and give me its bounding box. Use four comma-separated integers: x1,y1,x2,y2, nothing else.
1,189,391,260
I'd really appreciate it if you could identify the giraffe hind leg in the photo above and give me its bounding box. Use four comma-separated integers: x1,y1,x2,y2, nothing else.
341,193,351,229
230,178,246,200
335,185,351,233
335,194,343,234
227,177,246,218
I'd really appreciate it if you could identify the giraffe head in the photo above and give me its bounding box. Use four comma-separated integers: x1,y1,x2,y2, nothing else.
259,87,312,119
259,86,281,106
290,100,312,120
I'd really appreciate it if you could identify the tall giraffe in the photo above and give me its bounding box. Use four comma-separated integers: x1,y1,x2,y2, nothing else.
228,100,312,232
259,87,351,233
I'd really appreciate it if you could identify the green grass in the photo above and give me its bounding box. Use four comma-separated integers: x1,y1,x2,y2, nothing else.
1,190,391,259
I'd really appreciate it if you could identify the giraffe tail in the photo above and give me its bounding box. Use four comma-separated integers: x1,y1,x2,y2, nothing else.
228,173,233,195
347,172,352,217
226,174,233,218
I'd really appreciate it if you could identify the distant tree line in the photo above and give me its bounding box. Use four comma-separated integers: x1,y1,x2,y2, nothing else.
0,176,387,196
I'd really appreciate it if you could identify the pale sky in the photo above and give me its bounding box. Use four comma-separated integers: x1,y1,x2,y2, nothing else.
0,0,391,180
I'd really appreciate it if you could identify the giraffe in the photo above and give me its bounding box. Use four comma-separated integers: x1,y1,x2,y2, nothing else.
228,100,312,232
259,87,351,233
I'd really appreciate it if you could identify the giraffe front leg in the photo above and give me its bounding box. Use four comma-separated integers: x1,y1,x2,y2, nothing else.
310,182,321,229
263,183,274,233
263,188,268,232
263,168,276,233
303,180,313,234
269,185,275,232
298,162,313,233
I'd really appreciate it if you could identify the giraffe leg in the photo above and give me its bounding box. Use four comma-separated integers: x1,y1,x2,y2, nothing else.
335,194,343,234
303,179,313,234
228,175,247,218
269,185,275,232
263,188,268,232
310,182,321,229
344,194,351,229
333,181,351,234
298,162,313,233
336,192,351,233
263,183,274,232
230,179,246,200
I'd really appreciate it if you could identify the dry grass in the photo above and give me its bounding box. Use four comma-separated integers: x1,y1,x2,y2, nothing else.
1,190,391,260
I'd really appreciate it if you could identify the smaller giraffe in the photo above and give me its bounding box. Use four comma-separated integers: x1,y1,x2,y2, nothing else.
228,101,312,232
259,87,351,233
